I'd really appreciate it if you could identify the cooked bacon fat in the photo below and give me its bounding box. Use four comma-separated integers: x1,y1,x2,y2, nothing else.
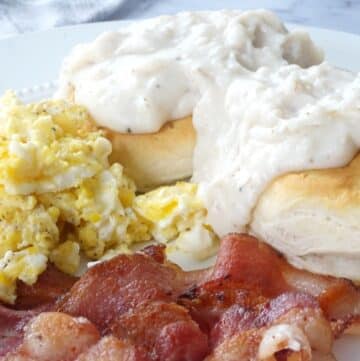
74,336,150,361
3,312,100,361
206,293,332,360
210,293,322,347
1,234,360,361
0,305,49,357
0,265,77,357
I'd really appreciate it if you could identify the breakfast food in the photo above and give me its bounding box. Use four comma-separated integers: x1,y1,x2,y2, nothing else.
2,234,359,360
55,9,360,285
105,115,195,191
56,9,323,190
134,181,218,260
251,153,360,282
193,63,360,282
194,62,360,233
1,7,360,360
0,92,141,303
58,11,360,281
0,92,216,304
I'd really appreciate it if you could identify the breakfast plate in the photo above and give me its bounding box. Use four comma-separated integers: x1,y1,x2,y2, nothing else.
0,15,360,360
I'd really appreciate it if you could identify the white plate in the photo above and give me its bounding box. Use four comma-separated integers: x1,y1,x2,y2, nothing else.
0,19,359,361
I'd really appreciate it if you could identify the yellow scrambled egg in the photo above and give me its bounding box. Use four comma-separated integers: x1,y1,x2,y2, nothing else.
0,92,217,304
134,182,218,260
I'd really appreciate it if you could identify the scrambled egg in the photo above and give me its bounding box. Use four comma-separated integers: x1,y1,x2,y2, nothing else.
0,93,147,303
134,182,218,260
0,92,216,304
0,92,110,195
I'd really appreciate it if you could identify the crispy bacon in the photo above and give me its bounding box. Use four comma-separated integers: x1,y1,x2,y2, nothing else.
109,301,209,361
0,304,50,357
56,251,188,332
57,249,208,361
75,336,150,361
14,264,77,310
0,265,77,357
3,312,100,361
204,325,312,361
210,292,319,347
208,234,289,297
206,292,332,360
2,233,360,360
178,279,267,333
206,234,360,326
281,260,360,322
139,244,166,264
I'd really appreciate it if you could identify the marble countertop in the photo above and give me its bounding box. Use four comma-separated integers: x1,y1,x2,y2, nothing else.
0,0,359,38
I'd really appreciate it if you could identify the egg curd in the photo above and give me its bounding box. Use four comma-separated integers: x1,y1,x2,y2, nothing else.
134,182,218,260
0,92,216,304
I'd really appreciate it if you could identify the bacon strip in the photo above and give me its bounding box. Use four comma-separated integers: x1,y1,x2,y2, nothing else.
56,249,188,332
3,312,100,361
205,292,332,360
109,301,208,361
2,234,360,360
57,248,209,361
210,292,321,346
208,233,289,297
0,304,53,357
207,234,360,326
75,336,150,361
0,265,77,357
14,265,77,310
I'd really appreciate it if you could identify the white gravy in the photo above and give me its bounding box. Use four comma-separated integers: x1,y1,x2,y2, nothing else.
57,10,360,240
192,63,360,235
56,9,323,133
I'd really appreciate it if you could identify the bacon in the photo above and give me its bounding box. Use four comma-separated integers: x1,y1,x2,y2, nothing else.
0,304,49,357
281,261,360,322
56,250,188,332
205,325,312,361
177,234,290,333
210,292,317,346
3,312,100,361
2,233,360,360
0,266,77,357
208,234,289,297
15,265,77,310
208,234,360,325
75,336,150,361
153,320,209,361
210,292,332,352
109,301,209,361
139,244,166,264
205,294,332,360
178,279,267,333
204,329,263,361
